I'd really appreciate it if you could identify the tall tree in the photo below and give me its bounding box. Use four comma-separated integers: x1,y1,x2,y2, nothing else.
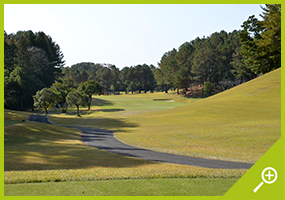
109,65,120,94
239,4,281,74
173,42,195,92
156,48,177,92
4,67,26,110
95,67,112,94
120,66,132,93
259,4,281,70
154,67,168,93
4,30,65,110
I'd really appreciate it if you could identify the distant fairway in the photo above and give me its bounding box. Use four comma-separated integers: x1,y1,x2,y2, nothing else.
116,68,281,163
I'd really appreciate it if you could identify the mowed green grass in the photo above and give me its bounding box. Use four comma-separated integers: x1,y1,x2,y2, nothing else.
4,178,238,196
116,68,281,163
48,92,193,131
48,92,190,123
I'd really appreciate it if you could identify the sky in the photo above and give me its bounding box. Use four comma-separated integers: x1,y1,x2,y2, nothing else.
4,4,264,69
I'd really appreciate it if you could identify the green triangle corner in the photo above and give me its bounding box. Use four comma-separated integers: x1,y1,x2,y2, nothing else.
223,138,283,199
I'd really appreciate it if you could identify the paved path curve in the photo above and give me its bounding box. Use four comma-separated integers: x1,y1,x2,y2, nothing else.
29,115,253,169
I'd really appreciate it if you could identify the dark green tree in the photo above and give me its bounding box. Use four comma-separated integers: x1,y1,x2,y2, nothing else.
239,4,281,74
109,65,120,94
4,67,26,110
95,67,112,94
154,67,168,93
202,81,215,96
258,4,281,70
4,30,65,110
120,66,132,93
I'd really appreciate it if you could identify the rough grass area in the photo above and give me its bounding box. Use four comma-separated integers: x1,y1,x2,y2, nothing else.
4,109,32,126
4,178,239,196
115,68,281,163
5,121,153,171
4,115,245,184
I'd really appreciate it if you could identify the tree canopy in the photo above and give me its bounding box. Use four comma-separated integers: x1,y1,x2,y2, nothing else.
33,88,57,115
4,30,65,110
239,4,281,74
78,80,102,110
66,89,89,117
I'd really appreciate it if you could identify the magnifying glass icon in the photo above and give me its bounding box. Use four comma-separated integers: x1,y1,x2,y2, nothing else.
253,167,278,193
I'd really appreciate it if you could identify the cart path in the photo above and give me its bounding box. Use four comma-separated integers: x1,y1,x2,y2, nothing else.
29,115,253,169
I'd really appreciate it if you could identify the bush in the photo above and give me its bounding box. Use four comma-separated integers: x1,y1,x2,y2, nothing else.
202,82,215,96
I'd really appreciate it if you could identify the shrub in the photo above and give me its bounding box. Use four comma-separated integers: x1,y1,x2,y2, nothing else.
202,82,215,96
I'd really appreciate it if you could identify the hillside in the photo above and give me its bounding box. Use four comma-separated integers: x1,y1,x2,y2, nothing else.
116,68,281,163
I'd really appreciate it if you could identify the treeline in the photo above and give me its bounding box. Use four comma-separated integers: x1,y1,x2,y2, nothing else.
62,31,251,95
62,5,280,97
63,63,156,94
4,4,280,112
4,30,64,110
63,31,253,96
155,4,280,95
154,30,256,95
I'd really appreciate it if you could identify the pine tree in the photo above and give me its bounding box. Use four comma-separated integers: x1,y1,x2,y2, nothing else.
239,4,281,74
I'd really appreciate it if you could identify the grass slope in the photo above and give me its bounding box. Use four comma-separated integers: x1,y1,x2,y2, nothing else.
116,68,281,163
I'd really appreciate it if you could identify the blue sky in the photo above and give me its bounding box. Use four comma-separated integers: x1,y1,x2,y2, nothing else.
4,4,264,69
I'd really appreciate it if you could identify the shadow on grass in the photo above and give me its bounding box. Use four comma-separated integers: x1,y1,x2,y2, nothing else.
53,108,125,117
76,117,138,132
72,108,125,116
49,115,138,133
4,121,154,171
92,97,114,106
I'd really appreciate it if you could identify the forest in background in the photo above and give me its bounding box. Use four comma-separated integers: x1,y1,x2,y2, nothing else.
4,4,281,111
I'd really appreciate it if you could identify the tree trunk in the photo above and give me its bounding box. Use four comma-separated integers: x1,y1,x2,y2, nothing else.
164,85,168,93
88,94,92,110
45,108,48,115
76,105,80,116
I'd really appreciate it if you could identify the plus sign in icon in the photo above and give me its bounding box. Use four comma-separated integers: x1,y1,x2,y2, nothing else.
264,169,275,181
262,167,278,184
253,167,278,193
